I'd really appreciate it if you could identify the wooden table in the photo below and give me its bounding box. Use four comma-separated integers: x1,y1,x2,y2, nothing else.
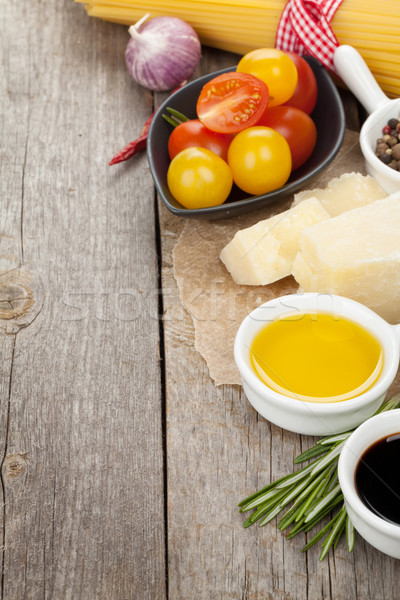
2,2,400,598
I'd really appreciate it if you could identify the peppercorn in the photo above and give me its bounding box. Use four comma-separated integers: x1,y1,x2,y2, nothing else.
388,118,399,129
379,153,392,165
392,143,400,161
376,142,389,155
388,160,398,170
387,135,398,147
382,125,391,135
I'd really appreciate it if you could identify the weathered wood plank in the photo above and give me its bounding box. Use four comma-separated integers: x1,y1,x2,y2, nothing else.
1,1,165,598
159,47,400,600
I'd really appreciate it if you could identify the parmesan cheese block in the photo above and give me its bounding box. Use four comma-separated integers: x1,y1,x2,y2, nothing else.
220,197,330,286
293,192,400,323
292,172,386,217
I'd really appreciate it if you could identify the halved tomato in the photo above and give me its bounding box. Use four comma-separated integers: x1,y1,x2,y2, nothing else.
196,72,269,134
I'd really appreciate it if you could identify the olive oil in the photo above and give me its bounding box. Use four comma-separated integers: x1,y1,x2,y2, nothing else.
250,312,382,402
355,434,400,526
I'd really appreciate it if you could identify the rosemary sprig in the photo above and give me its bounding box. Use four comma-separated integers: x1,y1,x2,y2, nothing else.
239,394,400,560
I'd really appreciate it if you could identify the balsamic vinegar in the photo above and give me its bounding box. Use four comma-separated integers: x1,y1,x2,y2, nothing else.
355,434,400,526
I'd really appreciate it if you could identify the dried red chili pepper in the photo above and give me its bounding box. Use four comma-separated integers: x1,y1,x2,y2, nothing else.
109,112,155,165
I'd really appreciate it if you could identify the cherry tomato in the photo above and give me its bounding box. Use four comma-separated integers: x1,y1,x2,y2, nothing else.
237,48,298,107
167,147,233,209
196,72,269,134
168,119,232,161
258,106,317,170
283,52,318,114
227,126,291,195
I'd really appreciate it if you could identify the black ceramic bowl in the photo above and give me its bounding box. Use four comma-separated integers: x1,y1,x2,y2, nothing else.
147,57,345,219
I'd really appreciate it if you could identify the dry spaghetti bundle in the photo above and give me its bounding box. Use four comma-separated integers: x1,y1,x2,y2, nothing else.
75,0,400,96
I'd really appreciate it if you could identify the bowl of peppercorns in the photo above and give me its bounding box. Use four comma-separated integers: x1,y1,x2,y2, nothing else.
334,46,400,195
360,100,400,194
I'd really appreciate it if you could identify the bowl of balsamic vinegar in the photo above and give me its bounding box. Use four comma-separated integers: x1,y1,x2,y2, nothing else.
338,410,400,558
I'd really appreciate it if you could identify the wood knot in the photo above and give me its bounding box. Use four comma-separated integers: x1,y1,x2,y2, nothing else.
0,268,43,334
0,281,34,320
3,454,27,480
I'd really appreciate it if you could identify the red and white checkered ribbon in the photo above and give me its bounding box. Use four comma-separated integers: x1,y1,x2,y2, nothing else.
275,0,344,72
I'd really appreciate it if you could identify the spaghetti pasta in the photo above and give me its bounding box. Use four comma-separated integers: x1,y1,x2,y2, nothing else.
75,0,400,96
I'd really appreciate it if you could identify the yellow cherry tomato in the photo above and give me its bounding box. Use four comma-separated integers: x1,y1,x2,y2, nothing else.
237,48,298,107
227,126,292,195
167,147,233,209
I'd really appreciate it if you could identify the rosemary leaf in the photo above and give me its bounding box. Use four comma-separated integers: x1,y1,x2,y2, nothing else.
303,495,344,532
246,489,288,525
294,472,331,523
239,488,281,513
301,513,339,551
238,472,294,508
346,514,355,552
319,506,347,561
310,442,344,477
286,517,307,539
325,471,339,494
304,483,342,523
318,432,351,446
278,503,302,530
294,465,333,506
277,470,331,531
294,444,329,464
333,519,346,550
259,501,286,526
277,471,321,509
275,461,317,489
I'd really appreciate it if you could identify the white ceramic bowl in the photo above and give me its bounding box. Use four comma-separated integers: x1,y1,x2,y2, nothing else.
334,45,400,195
338,410,400,558
234,293,400,436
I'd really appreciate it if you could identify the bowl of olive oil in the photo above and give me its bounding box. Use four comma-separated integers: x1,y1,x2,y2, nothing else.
234,292,400,435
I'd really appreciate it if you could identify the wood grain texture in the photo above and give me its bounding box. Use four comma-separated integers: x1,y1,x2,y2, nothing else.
158,49,400,600
2,2,400,599
1,1,165,598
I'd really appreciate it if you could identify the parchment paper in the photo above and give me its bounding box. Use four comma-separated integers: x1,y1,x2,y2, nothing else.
172,130,366,385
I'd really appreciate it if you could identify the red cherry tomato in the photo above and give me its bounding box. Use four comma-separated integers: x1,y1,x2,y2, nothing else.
283,52,318,115
196,72,269,134
258,105,317,170
168,119,233,161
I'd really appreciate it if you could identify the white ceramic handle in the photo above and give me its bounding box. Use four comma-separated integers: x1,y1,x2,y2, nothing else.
333,45,390,115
